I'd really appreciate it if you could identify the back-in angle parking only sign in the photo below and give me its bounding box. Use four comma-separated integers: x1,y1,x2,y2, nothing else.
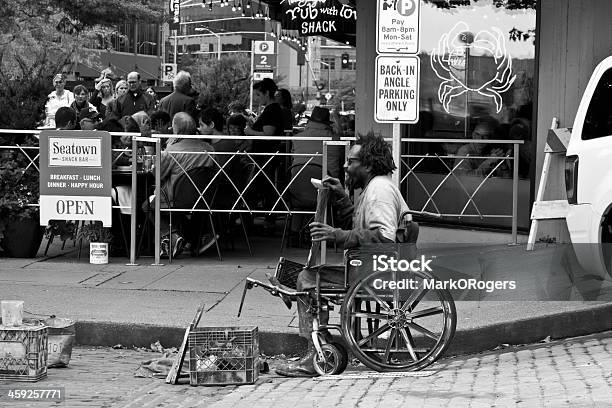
375,55,420,123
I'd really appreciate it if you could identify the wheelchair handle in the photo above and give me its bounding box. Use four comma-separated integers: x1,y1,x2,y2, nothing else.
403,209,442,219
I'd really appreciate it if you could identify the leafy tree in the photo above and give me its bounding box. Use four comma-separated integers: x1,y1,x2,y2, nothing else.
422,0,536,42
186,54,252,116
330,76,356,112
0,0,162,129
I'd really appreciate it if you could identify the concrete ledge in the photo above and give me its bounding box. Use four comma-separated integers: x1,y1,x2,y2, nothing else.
75,321,308,356
75,303,612,357
447,302,612,356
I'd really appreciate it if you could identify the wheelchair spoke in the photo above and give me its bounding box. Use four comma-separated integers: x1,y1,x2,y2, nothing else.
352,312,389,320
400,286,428,312
357,323,391,347
407,322,439,341
384,328,397,363
408,306,444,319
400,327,419,362
364,287,393,312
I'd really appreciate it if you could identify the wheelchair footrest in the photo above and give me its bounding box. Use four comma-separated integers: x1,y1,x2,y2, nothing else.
236,277,308,317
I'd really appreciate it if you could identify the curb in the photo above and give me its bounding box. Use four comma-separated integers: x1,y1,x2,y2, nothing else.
75,303,612,357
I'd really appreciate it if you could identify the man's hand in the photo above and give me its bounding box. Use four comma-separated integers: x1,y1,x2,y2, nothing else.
322,176,344,196
309,222,336,242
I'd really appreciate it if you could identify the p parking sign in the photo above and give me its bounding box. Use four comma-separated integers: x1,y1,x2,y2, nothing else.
161,63,178,83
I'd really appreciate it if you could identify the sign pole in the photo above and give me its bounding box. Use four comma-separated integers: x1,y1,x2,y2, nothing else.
174,30,178,64
249,43,254,112
392,123,401,187
128,135,138,266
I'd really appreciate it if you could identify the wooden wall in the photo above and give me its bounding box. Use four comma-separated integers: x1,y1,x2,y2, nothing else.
535,0,612,241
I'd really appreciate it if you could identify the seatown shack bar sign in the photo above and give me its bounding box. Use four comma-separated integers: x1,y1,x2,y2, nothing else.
39,130,112,226
375,55,420,123
281,0,356,36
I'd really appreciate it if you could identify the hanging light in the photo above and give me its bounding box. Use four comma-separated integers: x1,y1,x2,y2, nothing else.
232,0,237,12
246,0,251,9
209,0,213,11
238,0,242,10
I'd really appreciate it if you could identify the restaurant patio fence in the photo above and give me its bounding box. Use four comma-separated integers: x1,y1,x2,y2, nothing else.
0,129,523,265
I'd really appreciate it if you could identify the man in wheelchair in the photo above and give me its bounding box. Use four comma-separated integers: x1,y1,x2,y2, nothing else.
275,132,411,377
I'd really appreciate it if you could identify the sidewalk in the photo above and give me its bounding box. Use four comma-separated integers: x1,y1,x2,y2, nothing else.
0,229,611,356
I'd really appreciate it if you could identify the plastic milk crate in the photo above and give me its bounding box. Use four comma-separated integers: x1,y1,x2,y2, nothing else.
188,326,259,386
0,319,48,382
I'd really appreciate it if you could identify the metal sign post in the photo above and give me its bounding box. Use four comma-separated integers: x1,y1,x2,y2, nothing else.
375,0,421,187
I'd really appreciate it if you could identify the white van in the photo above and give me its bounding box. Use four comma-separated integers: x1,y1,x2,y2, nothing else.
566,56,612,277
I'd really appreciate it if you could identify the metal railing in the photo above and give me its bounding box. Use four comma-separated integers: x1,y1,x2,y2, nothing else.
0,130,344,263
400,138,524,244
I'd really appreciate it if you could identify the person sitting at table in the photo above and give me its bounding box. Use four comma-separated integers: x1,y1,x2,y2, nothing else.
152,112,216,258
275,88,294,132
54,107,77,130
150,110,172,135
132,111,152,137
200,107,233,167
78,107,103,130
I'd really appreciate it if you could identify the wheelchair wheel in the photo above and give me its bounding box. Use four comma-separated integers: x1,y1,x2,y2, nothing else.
313,343,348,376
340,269,456,372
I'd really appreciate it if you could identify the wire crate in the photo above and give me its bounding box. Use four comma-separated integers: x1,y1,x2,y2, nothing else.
275,257,304,289
189,326,259,386
0,320,48,382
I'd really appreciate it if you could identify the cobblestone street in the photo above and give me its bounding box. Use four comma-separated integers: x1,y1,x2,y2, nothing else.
1,331,610,408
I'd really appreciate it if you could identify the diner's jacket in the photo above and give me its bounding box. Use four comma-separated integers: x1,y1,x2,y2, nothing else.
159,138,215,205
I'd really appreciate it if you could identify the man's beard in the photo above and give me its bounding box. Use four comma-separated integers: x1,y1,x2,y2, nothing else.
345,172,360,193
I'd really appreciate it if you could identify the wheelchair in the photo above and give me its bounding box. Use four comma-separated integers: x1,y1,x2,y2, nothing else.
238,210,457,375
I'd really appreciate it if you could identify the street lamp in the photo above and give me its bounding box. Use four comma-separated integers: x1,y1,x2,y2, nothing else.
194,27,221,60
137,41,157,54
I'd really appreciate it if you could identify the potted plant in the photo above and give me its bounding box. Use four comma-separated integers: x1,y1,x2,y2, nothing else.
76,222,113,264
0,153,45,258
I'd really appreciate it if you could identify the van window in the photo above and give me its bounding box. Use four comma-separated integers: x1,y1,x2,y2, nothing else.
583,68,612,140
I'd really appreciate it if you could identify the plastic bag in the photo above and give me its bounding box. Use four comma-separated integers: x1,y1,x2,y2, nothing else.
44,317,75,368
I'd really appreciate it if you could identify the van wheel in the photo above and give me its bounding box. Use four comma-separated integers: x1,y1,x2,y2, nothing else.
601,213,612,278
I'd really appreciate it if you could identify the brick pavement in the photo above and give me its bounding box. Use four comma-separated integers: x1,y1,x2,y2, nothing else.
1,331,611,408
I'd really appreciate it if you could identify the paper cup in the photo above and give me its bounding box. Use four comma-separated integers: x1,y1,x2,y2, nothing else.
90,243,109,264
1,300,24,327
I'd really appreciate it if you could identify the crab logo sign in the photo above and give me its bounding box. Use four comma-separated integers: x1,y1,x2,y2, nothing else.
431,22,516,113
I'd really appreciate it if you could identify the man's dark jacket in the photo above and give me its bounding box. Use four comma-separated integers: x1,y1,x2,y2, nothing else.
112,90,154,118
159,91,197,121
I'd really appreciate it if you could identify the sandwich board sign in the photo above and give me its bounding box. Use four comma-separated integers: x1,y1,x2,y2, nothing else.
376,0,421,54
375,55,420,123
39,130,112,226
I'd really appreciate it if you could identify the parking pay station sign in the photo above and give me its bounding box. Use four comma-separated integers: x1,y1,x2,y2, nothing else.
375,55,420,123
376,0,420,54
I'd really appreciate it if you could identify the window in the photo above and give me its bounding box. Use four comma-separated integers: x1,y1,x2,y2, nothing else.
321,57,335,70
